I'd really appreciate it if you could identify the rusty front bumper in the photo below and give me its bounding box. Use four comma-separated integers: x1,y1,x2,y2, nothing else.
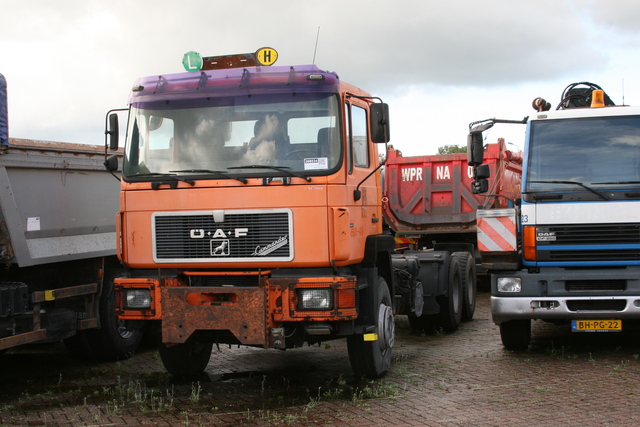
116,275,358,348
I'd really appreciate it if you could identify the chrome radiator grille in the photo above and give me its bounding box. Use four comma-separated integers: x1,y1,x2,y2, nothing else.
153,209,293,263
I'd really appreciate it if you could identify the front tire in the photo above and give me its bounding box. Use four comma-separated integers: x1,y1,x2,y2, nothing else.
499,320,531,350
65,273,142,360
158,338,213,377
90,273,142,360
347,276,394,378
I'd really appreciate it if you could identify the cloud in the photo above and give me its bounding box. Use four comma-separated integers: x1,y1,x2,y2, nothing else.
587,0,640,34
0,0,637,151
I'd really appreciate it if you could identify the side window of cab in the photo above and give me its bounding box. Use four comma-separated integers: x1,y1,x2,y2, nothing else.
346,103,370,172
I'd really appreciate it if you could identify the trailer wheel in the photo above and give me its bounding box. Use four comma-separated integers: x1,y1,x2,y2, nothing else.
453,252,476,322
347,276,394,378
86,274,143,360
158,338,213,377
499,320,531,351
435,255,463,332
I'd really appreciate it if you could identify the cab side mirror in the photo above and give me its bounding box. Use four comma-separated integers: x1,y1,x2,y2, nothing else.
467,132,484,166
106,113,119,151
370,103,390,143
104,154,119,172
468,131,488,194
472,164,491,194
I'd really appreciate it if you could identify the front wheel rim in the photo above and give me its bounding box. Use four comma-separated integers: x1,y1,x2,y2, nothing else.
378,303,395,352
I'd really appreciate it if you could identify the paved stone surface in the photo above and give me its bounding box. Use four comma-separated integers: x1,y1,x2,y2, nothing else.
1,291,640,426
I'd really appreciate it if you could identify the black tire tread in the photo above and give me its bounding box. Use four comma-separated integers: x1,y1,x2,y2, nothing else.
347,276,393,378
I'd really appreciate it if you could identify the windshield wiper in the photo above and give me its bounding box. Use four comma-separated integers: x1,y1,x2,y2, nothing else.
591,181,640,185
170,169,248,184
528,180,609,200
228,165,312,182
131,172,195,189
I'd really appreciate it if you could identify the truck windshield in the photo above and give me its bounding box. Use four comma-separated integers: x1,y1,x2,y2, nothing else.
122,93,341,180
525,115,640,199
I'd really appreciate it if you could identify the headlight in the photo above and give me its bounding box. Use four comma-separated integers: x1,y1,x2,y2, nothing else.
125,289,152,309
298,289,333,310
497,277,522,293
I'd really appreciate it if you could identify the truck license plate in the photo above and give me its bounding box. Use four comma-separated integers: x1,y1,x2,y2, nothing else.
571,320,622,332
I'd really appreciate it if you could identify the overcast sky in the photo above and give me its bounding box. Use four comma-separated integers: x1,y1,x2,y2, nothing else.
2,0,640,156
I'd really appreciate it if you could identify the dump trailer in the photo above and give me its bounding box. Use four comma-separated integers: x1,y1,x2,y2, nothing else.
383,140,522,249
0,73,141,358
382,140,521,328
469,82,640,350
105,48,478,378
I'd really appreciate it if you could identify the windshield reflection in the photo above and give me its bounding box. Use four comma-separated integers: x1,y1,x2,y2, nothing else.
526,115,640,193
123,93,341,180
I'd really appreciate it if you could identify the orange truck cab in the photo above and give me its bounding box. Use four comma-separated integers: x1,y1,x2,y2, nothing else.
105,49,397,377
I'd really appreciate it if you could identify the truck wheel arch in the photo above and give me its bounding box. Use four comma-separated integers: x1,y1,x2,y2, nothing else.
362,234,395,298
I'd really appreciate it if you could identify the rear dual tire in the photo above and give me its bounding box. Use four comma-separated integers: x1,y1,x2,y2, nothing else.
408,253,471,333
435,255,463,332
453,252,477,322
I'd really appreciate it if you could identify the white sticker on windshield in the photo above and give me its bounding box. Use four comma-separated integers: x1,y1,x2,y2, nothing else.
304,157,328,170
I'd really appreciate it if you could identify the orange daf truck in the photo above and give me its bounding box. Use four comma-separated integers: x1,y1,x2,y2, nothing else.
105,49,474,378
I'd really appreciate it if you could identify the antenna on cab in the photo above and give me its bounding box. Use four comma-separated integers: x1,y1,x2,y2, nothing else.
312,27,320,64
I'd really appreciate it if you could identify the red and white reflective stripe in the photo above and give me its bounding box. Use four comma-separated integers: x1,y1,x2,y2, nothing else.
477,210,517,252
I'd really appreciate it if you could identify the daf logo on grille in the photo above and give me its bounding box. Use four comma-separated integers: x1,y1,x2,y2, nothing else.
189,228,249,239
536,231,556,242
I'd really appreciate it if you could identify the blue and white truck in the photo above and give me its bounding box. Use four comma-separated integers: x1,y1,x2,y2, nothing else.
468,82,640,349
